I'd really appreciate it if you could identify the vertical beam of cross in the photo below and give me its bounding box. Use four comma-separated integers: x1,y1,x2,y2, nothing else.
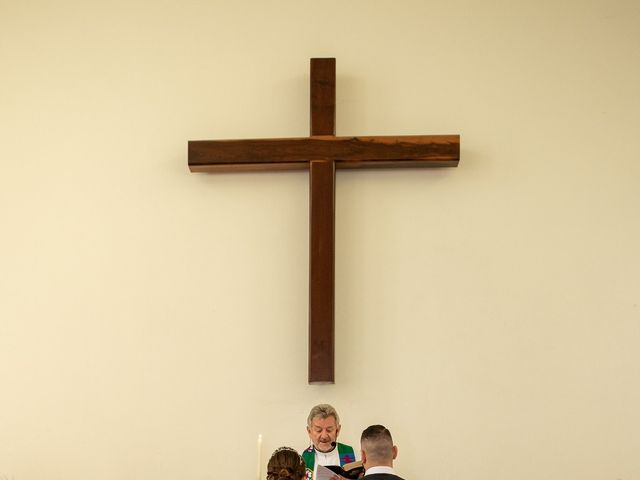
309,58,336,384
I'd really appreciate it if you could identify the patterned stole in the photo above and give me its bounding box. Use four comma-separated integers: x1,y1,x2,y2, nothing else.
337,443,356,465
302,443,356,479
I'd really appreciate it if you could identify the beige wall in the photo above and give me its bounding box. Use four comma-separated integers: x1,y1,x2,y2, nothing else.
2,1,639,479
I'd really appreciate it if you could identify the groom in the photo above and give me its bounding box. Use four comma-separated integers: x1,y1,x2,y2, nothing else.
360,424,405,480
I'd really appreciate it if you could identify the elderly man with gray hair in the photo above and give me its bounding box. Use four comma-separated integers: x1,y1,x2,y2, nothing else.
360,425,404,480
301,404,356,479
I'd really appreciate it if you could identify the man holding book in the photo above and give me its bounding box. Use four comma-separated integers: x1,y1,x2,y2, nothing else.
302,404,356,479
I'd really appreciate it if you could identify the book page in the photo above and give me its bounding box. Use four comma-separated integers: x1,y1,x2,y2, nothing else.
315,464,347,480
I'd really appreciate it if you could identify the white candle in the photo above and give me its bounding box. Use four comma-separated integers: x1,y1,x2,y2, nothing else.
257,434,263,480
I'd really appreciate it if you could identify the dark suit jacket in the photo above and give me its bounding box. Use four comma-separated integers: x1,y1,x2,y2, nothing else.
364,474,405,480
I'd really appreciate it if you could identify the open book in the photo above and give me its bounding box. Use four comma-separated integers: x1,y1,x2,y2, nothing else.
315,461,364,480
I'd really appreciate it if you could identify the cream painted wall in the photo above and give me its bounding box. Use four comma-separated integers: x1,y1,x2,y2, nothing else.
1,1,639,479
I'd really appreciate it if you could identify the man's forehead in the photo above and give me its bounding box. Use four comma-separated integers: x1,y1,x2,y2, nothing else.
310,415,338,427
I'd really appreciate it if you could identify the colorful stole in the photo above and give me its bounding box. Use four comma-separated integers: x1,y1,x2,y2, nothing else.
302,443,356,480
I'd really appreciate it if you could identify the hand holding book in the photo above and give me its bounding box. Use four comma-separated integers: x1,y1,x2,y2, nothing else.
319,461,365,479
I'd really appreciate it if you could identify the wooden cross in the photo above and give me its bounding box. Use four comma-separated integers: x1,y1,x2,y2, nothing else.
189,58,459,384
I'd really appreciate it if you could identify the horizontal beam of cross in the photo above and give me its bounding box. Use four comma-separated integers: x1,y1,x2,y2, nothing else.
188,135,459,172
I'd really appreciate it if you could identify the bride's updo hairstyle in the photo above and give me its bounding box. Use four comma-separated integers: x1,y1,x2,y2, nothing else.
266,447,306,480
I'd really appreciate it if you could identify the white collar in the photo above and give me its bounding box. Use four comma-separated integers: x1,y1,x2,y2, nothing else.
314,446,340,465
365,466,395,475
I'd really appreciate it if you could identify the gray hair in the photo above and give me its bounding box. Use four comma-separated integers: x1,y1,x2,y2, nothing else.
307,404,340,426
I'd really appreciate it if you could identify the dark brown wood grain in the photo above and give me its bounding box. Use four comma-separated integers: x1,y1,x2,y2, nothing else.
309,159,335,384
310,58,336,136
188,135,460,172
308,58,337,384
